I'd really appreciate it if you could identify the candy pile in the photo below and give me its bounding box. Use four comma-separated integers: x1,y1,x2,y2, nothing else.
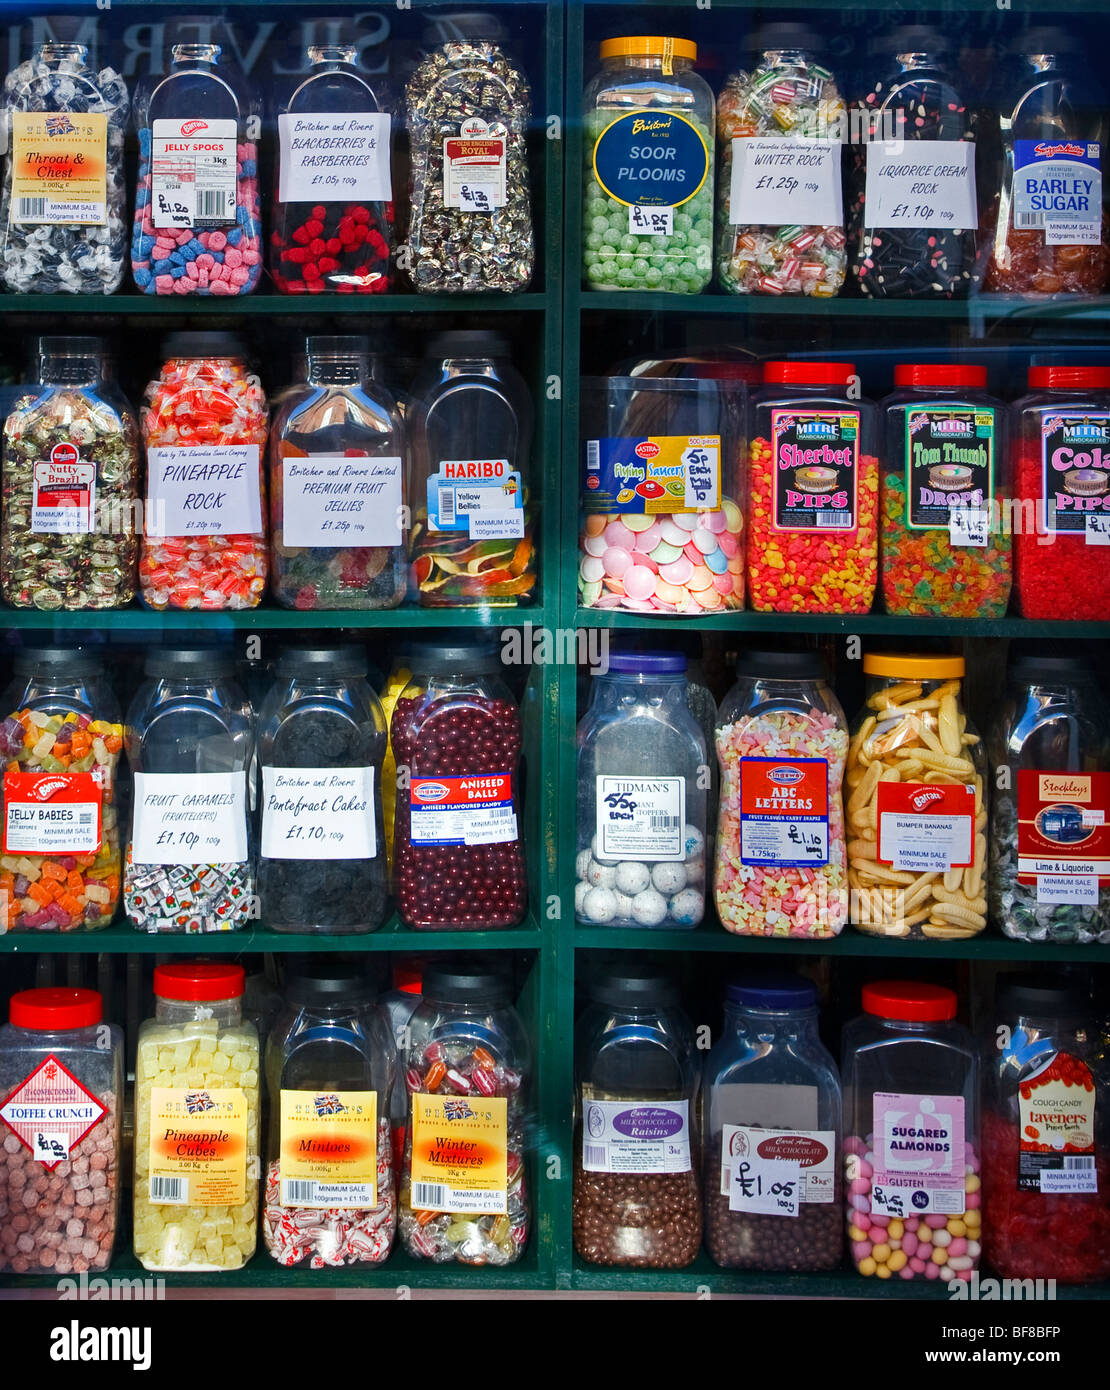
574,826,706,927
123,854,254,934
573,1158,702,1269
704,1162,843,1271
984,212,1110,297
410,527,537,606
271,202,391,295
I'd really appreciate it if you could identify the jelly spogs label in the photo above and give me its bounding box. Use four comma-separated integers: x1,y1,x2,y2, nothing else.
151,117,237,229
728,136,843,227
147,1086,248,1207
3,769,102,856
595,774,684,861
410,1093,508,1214
0,1055,106,1170
1016,770,1110,891
876,781,975,872
281,454,404,548
1039,411,1110,535
738,757,829,867
31,443,97,535
870,1092,966,1217
583,435,721,514
279,1089,378,1209
443,118,506,211
145,444,262,539
261,766,376,861
863,140,978,231
770,409,858,533
277,112,391,205
592,110,709,210
1014,139,1102,246
10,110,108,225
582,1098,691,1175
904,406,995,531
1018,1052,1097,1194
721,1126,835,1209
409,774,518,847
131,770,249,867
427,459,524,541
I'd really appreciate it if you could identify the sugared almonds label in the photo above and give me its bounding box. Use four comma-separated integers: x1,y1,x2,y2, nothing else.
279,1089,378,1209
0,1055,106,1169
147,1086,247,1207
410,1093,507,1214
871,1092,966,1217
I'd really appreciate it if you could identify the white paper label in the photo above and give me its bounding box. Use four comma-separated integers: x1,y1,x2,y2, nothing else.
682,442,719,510
628,204,673,236
729,1152,800,1217
582,1098,691,1174
1083,809,1106,827
152,117,237,228
277,112,391,203
1040,1164,1099,1194
31,456,96,535
884,814,972,873
131,771,248,866
729,137,843,226
721,1125,835,1208
863,140,977,230
443,119,506,210
949,507,990,547
145,445,262,539
281,455,403,548
595,775,684,861
1086,514,1110,545
261,766,376,860
1036,873,1098,905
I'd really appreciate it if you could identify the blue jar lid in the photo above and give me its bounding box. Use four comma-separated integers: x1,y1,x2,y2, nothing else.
605,652,687,675
726,972,817,1011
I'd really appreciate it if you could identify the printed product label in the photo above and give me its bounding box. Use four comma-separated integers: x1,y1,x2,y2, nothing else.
1018,1053,1097,1193
863,140,977,230
583,435,721,514
904,406,995,541
1039,411,1110,535
151,117,237,228
722,1126,836,1214
728,136,843,226
279,1089,378,1209
770,409,858,532
593,111,709,210
581,1097,691,1174
1014,139,1102,245
410,1093,507,1214
147,1086,247,1206
876,781,975,872
10,110,108,225
443,118,506,211
0,1055,106,1169
3,769,102,855
738,757,829,867
31,442,96,535
427,458,524,540
281,454,403,548
409,774,517,847
131,770,248,867
595,774,684,861
145,444,262,539
870,1092,966,1216
1017,770,1110,892
261,766,376,860
277,111,391,204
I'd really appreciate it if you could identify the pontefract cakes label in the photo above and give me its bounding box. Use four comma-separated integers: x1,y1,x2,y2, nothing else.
583,435,721,514
1039,411,1110,536
1017,1052,1098,1194
904,406,995,538
770,409,859,532
1017,770,1110,904
1013,138,1102,246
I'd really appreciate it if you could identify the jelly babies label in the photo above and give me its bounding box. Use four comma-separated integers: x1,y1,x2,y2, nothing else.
582,1098,691,1174
409,774,518,847
593,111,709,210
770,409,858,532
1018,1052,1097,1194
0,1055,106,1169
279,1089,378,1209
595,775,684,861
410,1093,507,1214
147,1087,248,1207
131,770,249,867
871,1092,966,1216
863,140,977,230
1017,771,1110,892
443,119,506,211
428,459,524,541
904,406,995,534
278,112,391,204
261,766,376,861
876,781,974,872
3,769,102,855
282,454,403,548
145,444,263,539
739,757,829,867
1014,139,1101,245
728,137,843,226
584,435,721,515
151,118,237,229
722,1126,835,1213
31,443,96,535
10,110,108,225
1039,411,1110,534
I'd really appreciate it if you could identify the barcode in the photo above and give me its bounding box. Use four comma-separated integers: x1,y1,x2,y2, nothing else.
284,1180,318,1202
1015,212,1045,228
438,487,456,524
816,512,853,527
17,197,46,221
649,814,680,830
196,188,229,220
586,440,601,471
149,1175,187,1204
1064,1156,1095,1169
412,1182,446,1208
584,1145,608,1168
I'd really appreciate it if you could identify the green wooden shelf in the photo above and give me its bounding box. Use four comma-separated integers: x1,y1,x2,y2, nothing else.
575,290,1110,321
0,606,550,631
0,293,551,317
574,609,1110,639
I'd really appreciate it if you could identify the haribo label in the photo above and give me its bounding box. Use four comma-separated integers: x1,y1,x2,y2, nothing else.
870,1092,966,1216
147,1086,248,1207
0,1055,107,1169
770,409,858,533
131,771,249,867
739,757,829,867
582,1097,691,1174
279,1089,378,1209
10,111,108,225
427,459,524,540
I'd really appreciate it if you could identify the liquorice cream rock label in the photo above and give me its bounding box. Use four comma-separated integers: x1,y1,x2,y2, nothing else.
870,1092,966,1217
581,1097,692,1174
279,1090,378,1209
0,1055,106,1168
147,1087,248,1207
410,1093,508,1214
771,409,859,532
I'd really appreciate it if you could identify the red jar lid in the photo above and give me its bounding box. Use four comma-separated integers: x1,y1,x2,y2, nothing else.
392,960,423,995
10,987,102,1030
763,360,854,387
1029,365,1110,391
153,963,245,1002
862,980,957,1022
894,364,987,390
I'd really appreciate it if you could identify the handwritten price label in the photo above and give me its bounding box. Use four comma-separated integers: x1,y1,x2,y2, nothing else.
863,140,977,230
949,507,990,547
1086,514,1110,546
730,137,843,227
728,1154,801,1217
629,204,673,236
682,442,720,510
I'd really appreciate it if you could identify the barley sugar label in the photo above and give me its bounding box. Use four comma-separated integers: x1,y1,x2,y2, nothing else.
151,117,237,228
147,1087,248,1207
0,1055,107,1169
1017,1053,1098,1194
738,757,829,867
876,781,974,873
277,112,391,204
32,442,96,535
131,770,249,866
1013,139,1101,245
583,435,721,515
771,409,858,532
724,1127,836,1217
870,1092,966,1216
1016,771,1110,898
592,110,709,210
595,774,684,861
409,774,518,847
261,766,376,860
282,454,404,548
10,110,108,225
582,1097,691,1174
427,458,524,541
904,406,995,536
3,769,102,856
443,118,506,211
1039,411,1110,535
279,1089,378,1209
410,1093,507,1214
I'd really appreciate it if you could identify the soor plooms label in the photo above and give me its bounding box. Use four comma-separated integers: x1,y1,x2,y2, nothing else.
738,757,829,867
10,110,108,225
0,1055,106,1169
409,1093,507,1214
876,781,974,873
3,769,102,856
1018,1052,1098,1194
147,1087,247,1207
870,1092,966,1217
1017,770,1110,891
279,1089,378,1209
770,409,859,533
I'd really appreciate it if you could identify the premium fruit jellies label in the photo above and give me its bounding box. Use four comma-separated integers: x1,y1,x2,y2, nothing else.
1017,770,1110,903
738,757,829,867
10,111,108,225
279,1090,378,1209
584,435,721,514
870,1092,966,1216
410,1093,508,1213
770,409,858,532
1039,411,1110,535
1018,1053,1097,1194
147,1087,248,1206
904,406,994,542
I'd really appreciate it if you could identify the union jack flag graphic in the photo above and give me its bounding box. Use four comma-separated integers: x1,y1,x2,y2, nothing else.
45,115,76,138
313,1094,346,1116
185,1091,216,1114
443,1099,475,1122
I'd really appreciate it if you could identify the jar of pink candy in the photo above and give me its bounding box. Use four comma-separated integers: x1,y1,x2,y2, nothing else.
842,981,981,1284
714,649,849,938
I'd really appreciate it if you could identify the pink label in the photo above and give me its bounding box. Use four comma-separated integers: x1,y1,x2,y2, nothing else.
870,1092,966,1217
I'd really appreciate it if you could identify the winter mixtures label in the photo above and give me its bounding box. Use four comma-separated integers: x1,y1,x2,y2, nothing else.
595,775,684,861
581,1097,691,1174
770,409,858,532
409,774,518,847
279,1089,379,1209
10,111,108,225
410,1093,507,1214
904,405,995,537
1039,411,1110,535
738,757,829,867
1014,138,1102,246
151,117,237,228
584,435,721,515
0,1055,107,1168
1018,1053,1098,1194
427,459,524,541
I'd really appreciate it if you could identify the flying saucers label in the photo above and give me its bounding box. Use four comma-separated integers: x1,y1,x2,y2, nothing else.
771,410,858,532
1013,140,1101,246
583,435,720,515
904,406,995,532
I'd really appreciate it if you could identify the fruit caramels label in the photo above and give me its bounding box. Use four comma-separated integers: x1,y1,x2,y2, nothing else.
409,1093,508,1214
147,1087,248,1207
583,435,721,514
279,1089,378,1209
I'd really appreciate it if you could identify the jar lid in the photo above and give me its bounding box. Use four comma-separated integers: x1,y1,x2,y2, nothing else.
391,959,423,995
1009,27,1082,56
604,652,687,675
407,640,501,675
763,361,854,387
10,987,102,1030
276,645,368,678
422,957,511,1006
145,647,236,679
36,335,106,359
426,330,511,359
747,22,822,52
862,980,957,1022
587,962,679,1009
305,334,370,357
285,961,375,1006
422,12,507,46
12,646,102,678
894,364,987,389
154,963,245,1002
726,972,817,1011
997,973,1086,1018
735,649,826,680
1009,651,1093,681
1028,365,1110,390
600,36,697,62
162,331,247,361
862,652,964,679
874,25,948,55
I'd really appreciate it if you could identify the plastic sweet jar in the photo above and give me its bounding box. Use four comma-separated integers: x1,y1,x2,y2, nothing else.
130,18,262,296
0,987,121,1274
879,364,1009,618
748,361,878,613
378,958,423,1169
380,645,414,876
391,642,527,930
257,645,388,934
270,335,407,611
0,647,123,932
271,24,394,295
842,981,980,1284
582,37,714,294
262,962,397,1268
133,963,260,1272
983,975,1110,1283
398,958,529,1265
1012,365,1110,621
846,653,987,940
987,652,1110,945
715,649,849,939
123,647,254,934
406,331,536,607
575,652,707,929
716,24,847,298
704,973,842,1271
573,963,701,1268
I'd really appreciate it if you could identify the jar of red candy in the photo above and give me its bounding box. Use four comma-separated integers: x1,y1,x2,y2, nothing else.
391,641,526,929
1012,365,1110,621
984,975,1110,1283
748,361,878,613
271,24,394,295
140,334,268,611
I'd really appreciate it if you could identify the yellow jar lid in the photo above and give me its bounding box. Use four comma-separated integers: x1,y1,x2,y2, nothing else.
601,36,698,62
863,653,965,679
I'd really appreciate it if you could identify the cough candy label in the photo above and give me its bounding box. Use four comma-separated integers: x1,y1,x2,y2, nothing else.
870,1092,966,1216
1016,770,1110,903
595,774,684,861
146,1086,248,1207
770,409,858,531
10,111,108,225
0,1055,107,1168
904,406,995,533
1017,1053,1097,1194
584,435,722,515
1014,138,1102,246
738,757,829,867
582,1098,691,1174
410,1093,508,1214
1039,411,1110,534
592,111,709,210
279,1089,379,1209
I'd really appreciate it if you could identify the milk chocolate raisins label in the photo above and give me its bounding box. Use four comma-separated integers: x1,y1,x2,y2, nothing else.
152,118,237,229
410,1093,508,1214
1014,139,1102,246
3,769,103,855
0,1055,106,1169
428,459,524,541
409,773,517,847
583,436,721,515
1040,411,1110,535
443,118,506,211
279,1089,378,1209
10,111,108,225
904,406,995,536
722,1126,836,1213
870,1092,966,1216
261,766,376,861
1017,1052,1097,1194
1017,771,1110,903
592,111,709,211
595,775,684,861
581,1097,691,1174
739,757,829,867
147,1087,248,1207
131,770,249,867
31,443,96,535
770,409,858,532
